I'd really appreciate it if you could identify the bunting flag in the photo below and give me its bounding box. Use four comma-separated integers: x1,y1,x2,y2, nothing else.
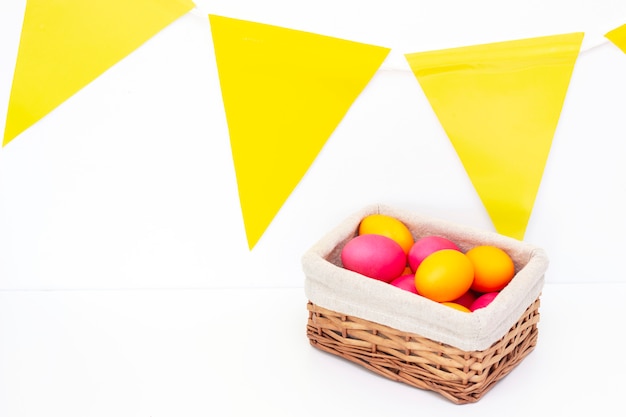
209,15,390,249
606,24,626,53
3,0,195,146
405,33,584,240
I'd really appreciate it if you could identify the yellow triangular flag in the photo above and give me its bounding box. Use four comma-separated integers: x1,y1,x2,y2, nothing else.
406,33,584,240
606,24,626,53
3,0,195,145
209,15,390,249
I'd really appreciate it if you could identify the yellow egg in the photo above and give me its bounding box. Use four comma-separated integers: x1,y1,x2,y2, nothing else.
441,302,471,312
466,245,515,293
414,249,474,302
358,214,414,255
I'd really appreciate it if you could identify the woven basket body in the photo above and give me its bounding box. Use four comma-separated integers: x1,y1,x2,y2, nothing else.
307,298,540,404
302,204,548,404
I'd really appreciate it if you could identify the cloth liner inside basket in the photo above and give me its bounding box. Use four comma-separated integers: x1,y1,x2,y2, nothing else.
302,204,549,351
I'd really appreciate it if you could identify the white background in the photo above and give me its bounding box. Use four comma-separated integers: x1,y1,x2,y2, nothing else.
1,0,626,290
1,1,626,416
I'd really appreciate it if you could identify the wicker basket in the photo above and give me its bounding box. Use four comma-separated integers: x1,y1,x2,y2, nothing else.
302,204,549,404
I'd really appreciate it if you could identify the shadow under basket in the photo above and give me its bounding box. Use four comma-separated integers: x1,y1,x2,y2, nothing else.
306,298,540,404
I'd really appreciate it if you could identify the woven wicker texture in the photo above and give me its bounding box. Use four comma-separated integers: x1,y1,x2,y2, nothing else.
307,298,540,404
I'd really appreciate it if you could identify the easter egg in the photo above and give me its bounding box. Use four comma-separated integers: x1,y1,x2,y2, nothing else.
358,214,414,255
466,245,515,292
470,292,500,311
341,234,406,282
414,249,474,302
451,290,478,310
389,273,417,294
441,302,471,312
408,236,460,272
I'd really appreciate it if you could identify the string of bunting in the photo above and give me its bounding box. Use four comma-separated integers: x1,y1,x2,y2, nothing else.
2,1,625,249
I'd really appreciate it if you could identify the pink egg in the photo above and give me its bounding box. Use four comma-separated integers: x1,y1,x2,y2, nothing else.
470,292,500,311
408,236,460,272
451,290,478,310
341,234,406,282
390,274,417,294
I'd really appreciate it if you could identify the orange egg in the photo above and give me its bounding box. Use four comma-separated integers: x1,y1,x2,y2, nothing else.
401,265,413,276
414,249,474,302
358,214,414,255
466,245,515,293
441,302,471,312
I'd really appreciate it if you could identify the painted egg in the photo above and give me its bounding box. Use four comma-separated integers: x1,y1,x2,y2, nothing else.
408,235,460,272
358,214,414,255
451,290,478,310
389,273,417,294
414,249,474,302
466,245,515,292
470,291,500,311
341,234,406,282
441,302,471,312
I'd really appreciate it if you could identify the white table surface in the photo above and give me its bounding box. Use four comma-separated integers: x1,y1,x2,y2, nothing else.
1,282,624,416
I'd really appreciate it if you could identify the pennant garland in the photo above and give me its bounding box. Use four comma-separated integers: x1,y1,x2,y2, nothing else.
209,15,390,249
3,0,194,146
405,33,584,240
0,5,622,247
606,24,626,53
